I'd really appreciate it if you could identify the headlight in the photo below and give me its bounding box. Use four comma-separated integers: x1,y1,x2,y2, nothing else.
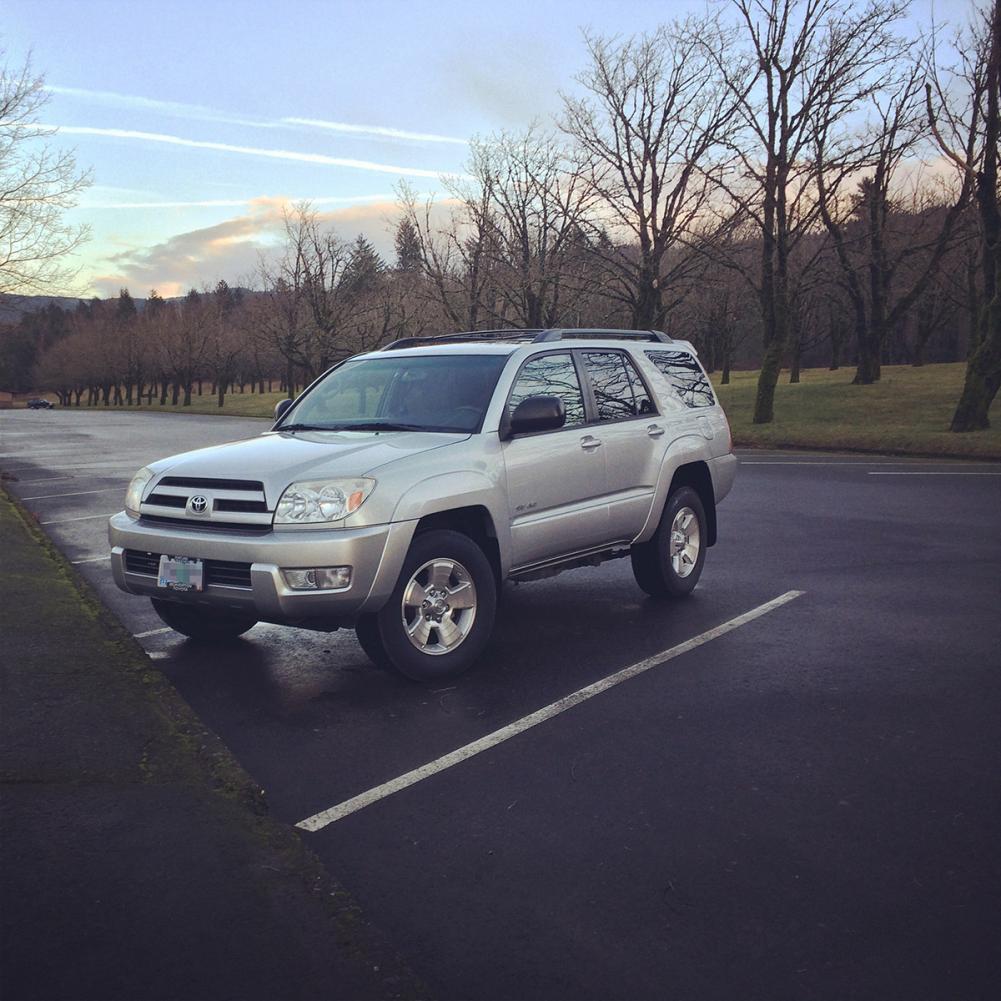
274,478,375,525
125,467,154,517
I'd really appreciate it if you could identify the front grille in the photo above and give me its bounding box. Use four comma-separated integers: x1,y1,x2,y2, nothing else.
145,492,186,508
124,550,253,589
138,515,272,535
158,476,263,491
214,498,269,513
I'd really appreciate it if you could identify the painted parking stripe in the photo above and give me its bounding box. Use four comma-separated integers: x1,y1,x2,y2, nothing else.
296,590,806,833
70,554,111,565
39,512,116,525
134,627,172,639
867,471,1001,476
22,487,123,500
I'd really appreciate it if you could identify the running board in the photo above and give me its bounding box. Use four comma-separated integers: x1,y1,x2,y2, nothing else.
509,544,633,583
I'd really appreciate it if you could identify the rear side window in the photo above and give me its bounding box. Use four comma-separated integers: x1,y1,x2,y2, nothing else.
582,351,655,421
644,350,715,408
507,353,586,427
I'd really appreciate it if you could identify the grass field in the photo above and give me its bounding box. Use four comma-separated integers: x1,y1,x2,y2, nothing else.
17,361,1001,459
714,363,1001,459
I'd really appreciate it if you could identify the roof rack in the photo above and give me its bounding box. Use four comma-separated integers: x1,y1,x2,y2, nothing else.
381,328,672,351
381,329,544,350
534,328,672,344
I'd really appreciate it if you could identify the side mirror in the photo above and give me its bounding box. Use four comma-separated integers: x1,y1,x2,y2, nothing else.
504,395,566,439
274,398,293,422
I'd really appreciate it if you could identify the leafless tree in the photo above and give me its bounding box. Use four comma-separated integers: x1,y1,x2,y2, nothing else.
927,0,1000,431
703,0,908,422
561,20,739,329
0,50,91,293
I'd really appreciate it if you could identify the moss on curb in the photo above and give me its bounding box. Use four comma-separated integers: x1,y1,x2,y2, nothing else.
1,488,428,1000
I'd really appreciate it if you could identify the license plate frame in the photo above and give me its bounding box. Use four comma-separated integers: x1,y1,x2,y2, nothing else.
157,555,204,592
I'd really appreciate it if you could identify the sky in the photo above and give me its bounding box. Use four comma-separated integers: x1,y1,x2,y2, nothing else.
2,0,977,299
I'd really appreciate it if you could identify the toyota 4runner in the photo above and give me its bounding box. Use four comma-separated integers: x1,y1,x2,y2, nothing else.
108,329,737,680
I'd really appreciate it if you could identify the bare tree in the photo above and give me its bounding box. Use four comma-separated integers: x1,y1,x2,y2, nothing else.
0,50,90,293
703,0,908,422
815,50,975,384
928,0,1001,431
458,126,600,327
561,21,738,329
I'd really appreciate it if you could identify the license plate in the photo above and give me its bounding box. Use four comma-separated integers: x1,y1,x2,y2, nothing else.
157,555,204,592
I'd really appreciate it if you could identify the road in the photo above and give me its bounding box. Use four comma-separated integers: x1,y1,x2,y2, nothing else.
2,407,1000,1001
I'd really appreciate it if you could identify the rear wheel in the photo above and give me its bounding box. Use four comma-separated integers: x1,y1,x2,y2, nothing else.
358,529,497,681
150,598,257,641
631,485,707,598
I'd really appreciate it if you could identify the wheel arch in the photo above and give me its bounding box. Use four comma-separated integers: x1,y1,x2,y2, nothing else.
414,505,503,589
668,461,717,547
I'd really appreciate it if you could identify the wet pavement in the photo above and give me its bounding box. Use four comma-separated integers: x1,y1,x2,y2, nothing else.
2,407,1000,1001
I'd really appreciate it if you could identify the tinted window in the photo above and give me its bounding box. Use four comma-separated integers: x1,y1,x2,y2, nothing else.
583,351,655,421
284,354,508,433
644,350,715,408
507,353,585,428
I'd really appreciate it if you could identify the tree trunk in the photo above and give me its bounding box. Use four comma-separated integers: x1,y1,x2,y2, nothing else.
217,382,226,407
160,381,169,405
754,338,784,424
721,353,731,385
197,379,203,395
183,382,193,406
789,336,802,384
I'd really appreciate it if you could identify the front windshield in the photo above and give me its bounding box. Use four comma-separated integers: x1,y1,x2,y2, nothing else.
279,353,510,433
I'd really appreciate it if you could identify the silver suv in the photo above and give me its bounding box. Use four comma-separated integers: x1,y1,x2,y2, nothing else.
109,329,736,680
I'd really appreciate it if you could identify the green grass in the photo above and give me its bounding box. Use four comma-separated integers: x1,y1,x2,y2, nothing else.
39,362,1001,459
713,363,1001,460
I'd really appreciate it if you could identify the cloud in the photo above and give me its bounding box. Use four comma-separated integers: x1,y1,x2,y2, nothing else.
46,84,467,146
89,196,462,298
282,117,466,145
52,126,469,181
80,192,399,210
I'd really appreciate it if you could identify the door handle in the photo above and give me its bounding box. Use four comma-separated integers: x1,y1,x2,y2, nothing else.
646,424,665,438
580,435,603,451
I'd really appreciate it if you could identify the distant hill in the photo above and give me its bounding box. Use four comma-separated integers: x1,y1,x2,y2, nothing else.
0,294,88,324
0,288,257,326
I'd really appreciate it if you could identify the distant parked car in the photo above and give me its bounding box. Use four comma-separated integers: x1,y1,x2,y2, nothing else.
26,398,54,409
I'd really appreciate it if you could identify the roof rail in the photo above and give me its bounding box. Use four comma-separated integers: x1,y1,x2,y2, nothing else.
380,327,672,351
532,328,672,344
381,329,544,350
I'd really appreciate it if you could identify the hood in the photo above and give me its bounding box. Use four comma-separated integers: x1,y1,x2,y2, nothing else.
149,429,469,507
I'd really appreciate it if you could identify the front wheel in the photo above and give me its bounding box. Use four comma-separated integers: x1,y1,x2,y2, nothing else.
150,598,257,641
630,485,707,598
360,529,497,681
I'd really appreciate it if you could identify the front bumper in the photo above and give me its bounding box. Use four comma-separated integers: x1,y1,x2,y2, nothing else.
107,511,415,627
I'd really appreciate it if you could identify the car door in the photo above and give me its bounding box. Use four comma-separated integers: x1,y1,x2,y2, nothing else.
501,351,611,568
580,350,665,542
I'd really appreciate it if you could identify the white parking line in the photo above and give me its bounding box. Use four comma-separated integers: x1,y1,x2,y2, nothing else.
868,471,1001,476
134,627,172,639
70,554,111,565
22,487,123,500
39,512,116,525
296,590,805,833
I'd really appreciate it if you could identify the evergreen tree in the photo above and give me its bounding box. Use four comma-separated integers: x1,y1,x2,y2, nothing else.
394,217,422,272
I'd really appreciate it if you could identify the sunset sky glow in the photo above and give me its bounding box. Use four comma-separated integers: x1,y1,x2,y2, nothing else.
3,0,975,299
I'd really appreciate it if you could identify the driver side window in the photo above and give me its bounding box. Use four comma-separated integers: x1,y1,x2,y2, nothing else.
507,353,586,428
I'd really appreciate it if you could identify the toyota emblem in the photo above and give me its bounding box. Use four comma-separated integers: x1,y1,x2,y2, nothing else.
188,495,209,515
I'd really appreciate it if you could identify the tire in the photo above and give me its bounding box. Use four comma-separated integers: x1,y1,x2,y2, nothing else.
150,597,257,641
363,529,497,681
630,485,707,598
354,613,390,668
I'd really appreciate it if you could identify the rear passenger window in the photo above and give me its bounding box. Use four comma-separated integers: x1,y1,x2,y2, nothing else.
582,352,655,421
644,351,715,408
507,353,586,427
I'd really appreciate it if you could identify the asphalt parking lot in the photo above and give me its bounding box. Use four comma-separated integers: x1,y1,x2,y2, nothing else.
2,407,1000,1001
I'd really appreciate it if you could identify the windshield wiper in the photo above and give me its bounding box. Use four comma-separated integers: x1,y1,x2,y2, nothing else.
333,422,429,432
276,423,334,433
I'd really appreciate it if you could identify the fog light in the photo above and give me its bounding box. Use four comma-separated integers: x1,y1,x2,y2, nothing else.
282,567,352,591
